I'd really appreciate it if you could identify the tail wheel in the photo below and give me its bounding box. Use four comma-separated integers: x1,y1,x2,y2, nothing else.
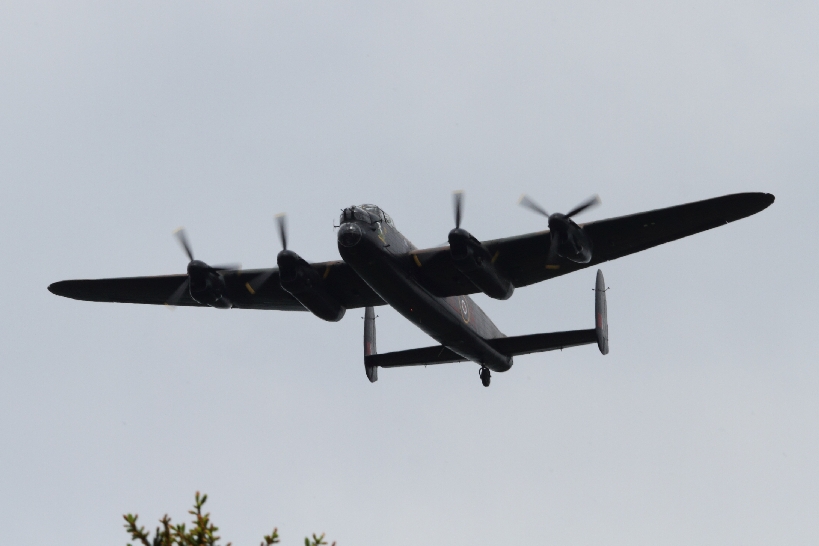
479,366,491,387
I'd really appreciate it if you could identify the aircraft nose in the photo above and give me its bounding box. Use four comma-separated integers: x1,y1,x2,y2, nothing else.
338,222,363,247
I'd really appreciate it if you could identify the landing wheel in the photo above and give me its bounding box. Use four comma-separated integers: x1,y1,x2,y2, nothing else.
479,366,491,387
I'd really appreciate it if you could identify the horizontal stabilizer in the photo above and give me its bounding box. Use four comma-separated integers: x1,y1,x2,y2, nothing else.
490,329,597,356
367,329,598,369
366,345,466,368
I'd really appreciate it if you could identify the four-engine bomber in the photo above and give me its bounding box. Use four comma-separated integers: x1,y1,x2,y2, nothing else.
48,192,774,386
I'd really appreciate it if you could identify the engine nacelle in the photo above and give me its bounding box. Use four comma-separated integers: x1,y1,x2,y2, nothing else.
188,260,232,309
549,214,593,263
448,228,514,300
277,250,346,322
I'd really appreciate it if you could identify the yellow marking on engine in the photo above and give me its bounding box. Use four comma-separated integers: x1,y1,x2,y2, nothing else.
545,264,560,270
245,282,256,295
323,265,331,279
491,251,500,263
413,254,422,267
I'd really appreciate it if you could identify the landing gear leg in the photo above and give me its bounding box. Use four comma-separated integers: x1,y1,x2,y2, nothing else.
479,366,491,387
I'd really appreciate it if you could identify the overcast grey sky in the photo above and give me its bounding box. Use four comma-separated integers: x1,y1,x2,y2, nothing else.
1,1,817,544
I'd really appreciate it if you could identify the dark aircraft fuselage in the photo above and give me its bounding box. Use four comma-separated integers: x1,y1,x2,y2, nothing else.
337,205,512,372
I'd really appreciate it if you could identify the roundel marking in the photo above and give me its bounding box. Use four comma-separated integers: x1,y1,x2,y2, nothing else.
459,296,470,323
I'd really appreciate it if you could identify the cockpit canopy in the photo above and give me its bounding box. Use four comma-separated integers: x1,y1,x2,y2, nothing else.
339,204,395,227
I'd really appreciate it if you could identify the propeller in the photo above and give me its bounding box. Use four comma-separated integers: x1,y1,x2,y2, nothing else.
166,228,239,306
245,213,287,294
519,194,600,220
518,194,601,263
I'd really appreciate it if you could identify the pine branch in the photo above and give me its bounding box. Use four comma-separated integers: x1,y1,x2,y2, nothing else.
123,492,331,546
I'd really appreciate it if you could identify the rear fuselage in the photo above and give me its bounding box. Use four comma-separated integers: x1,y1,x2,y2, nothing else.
337,205,512,372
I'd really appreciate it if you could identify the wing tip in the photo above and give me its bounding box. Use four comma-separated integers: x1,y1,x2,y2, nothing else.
726,191,775,219
750,191,775,214
48,280,90,300
48,281,68,297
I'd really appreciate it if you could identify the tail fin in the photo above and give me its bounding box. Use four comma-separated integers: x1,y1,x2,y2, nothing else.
595,269,609,355
364,306,378,382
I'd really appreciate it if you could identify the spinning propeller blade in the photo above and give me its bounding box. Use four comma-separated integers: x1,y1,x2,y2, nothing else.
166,278,190,306
518,195,549,218
453,191,464,229
246,269,276,294
174,227,194,261
547,234,559,263
565,194,601,218
276,213,288,251
247,213,288,294
211,263,241,271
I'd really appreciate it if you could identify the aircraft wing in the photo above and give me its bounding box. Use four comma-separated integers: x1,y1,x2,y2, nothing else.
48,261,386,310
409,192,774,296
50,193,773,309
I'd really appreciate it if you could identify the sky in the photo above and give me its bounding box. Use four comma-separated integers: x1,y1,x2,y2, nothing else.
1,1,817,544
